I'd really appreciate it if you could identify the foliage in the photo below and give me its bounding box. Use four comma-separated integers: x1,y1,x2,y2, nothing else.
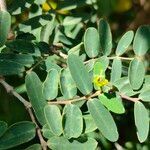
0,0,150,149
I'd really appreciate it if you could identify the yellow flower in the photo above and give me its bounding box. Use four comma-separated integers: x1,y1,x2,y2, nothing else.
93,76,109,87
42,0,57,12
114,0,132,13
42,0,69,14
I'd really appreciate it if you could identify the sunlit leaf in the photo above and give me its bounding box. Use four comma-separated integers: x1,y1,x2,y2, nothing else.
68,54,93,95
48,137,98,150
63,104,83,139
87,99,119,142
84,27,100,58
26,72,47,125
134,102,149,143
44,105,63,136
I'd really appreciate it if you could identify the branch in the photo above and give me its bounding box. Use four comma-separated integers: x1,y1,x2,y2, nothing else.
48,91,100,105
0,78,31,108
0,0,6,11
48,90,140,105
120,93,140,103
0,78,47,150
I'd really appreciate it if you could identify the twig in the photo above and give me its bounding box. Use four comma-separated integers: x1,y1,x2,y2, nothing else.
48,90,140,105
0,78,47,150
27,108,47,150
0,0,6,11
48,90,101,105
114,143,124,150
27,57,46,73
120,93,139,103
108,56,134,61
0,79,31,108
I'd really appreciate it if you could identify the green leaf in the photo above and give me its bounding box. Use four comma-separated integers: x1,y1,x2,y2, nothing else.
25,72,47,126
68,54,93,95
0,121,7,137
98,93,125,114
85,59,95,72
139,89,150,102
87,98,119,142
47,137,98,150
0,11,11,47
114,77,138,96
98,19,112,56
0,60,24,76
0,121,36,150
128,58,145,90
25,144,42,150
40,14,56,43
6,40,35,53
68,42,83,55
134,102,149,143
96,56,109,71
42,124,55,139
57,0,89,11
63,104,83,139
43,69,59,100
63,16,82,26
60,68,77,99
110,58,122,83
116,31,134,56
83,114,97,133
133,25,150,56
0,54,34,67
44,105,63,136
94,61,105,77
84,27,100,58
44,56,61,72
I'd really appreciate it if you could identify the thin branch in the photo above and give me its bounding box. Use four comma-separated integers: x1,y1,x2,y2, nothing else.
48,91,101,105
114,143,124,150
26,57,46,73
0,78,31,108
120,93,140,103
48,90,140,105
108,56,134,61
0,0,7,11
0,78,47,150
27,108,47,150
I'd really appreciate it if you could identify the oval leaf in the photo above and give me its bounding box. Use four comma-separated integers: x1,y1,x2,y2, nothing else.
44,105,63,136
60,68,77,99
67,54,93,95
87,98,119,142
43,69,59,100
133,25,150,56
63,104,83,139
0,121,7,137
25,72,47,125
139,89,150,102
96,56,109,71
98,19,112,56
110,58,122,83
0,11,11,47
116,31,134,56
134,101,149,143
98,93,125,114
128,58,145,90
42,124,55,139
84,27,100,58
83,114,97,133
48,137,98,150
0,121,36,150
